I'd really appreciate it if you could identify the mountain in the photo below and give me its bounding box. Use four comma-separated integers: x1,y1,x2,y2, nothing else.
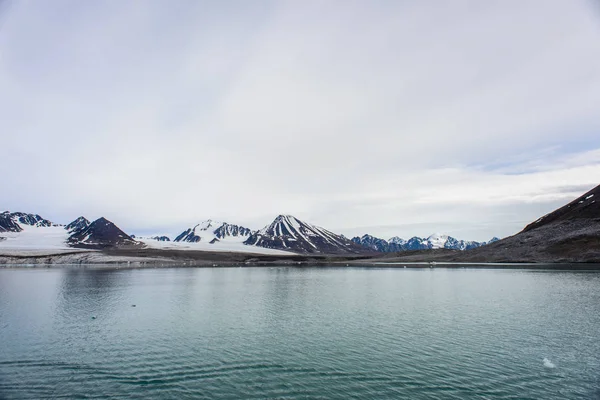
0,211,57,232
174,220,252,243
351,233,496,252
452,184,600,262
68,217,136,248
245,215,368,254
65,217,90,234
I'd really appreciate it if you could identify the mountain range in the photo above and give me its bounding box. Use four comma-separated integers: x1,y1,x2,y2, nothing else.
1,183,598,261
351,233,499,252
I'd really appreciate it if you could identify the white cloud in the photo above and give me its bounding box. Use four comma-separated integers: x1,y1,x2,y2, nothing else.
1,0,599,241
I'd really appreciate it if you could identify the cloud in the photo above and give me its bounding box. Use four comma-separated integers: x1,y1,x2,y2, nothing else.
1,0,599,241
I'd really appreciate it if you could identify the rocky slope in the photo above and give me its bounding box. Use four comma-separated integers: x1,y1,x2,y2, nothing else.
447,184,600,262
244,215,368,254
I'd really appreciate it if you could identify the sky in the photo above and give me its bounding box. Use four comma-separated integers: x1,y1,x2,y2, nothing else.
1,0,600,241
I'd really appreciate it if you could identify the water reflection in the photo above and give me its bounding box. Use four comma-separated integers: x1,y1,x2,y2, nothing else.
56,268,128,323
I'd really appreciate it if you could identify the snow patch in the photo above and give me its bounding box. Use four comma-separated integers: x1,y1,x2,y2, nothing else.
138,237,295,255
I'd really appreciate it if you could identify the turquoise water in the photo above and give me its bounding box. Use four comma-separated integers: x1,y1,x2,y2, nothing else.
1,267,599,399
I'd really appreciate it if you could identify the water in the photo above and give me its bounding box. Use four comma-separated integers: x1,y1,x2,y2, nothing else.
1,267,599,399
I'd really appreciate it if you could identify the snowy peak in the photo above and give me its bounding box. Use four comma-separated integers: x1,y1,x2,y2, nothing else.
65,216,90,234
0,211,58,232
388,236,406,245
68,217,136,248
11,212,56,228
427,233,449,249
246,215,368,254
174,220,252,243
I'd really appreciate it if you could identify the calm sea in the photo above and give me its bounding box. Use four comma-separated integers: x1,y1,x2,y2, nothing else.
1,267,599,399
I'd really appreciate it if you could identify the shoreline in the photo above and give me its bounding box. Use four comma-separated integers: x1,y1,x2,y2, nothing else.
2,260,600,270
1,246,600,269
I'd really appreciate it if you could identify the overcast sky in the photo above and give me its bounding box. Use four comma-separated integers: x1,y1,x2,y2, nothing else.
1,0,600,241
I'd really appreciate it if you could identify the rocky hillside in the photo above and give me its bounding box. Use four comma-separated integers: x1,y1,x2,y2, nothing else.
451,184,600,262
244,215,369,254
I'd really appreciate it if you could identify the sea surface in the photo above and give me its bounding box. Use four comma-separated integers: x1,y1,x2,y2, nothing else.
1,266,599,399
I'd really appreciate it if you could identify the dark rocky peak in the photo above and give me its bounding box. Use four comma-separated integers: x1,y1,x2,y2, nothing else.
68,217,136,248
65,216,90,234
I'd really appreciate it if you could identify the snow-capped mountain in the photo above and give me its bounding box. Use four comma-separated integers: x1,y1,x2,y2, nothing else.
352,234,404,252
351,233,500,252
68,217,136,247
65,216,90,234
388,236,406,246
244,215,369,254
174,220,252,244
0,212,73,254
0,212,23,233
0,211,58,232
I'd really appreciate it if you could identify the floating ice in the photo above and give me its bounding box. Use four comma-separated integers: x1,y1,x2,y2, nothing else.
543,358,555,369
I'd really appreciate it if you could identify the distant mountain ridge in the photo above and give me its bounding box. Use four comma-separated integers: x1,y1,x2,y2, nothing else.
351,233,499,252
244,215,368,254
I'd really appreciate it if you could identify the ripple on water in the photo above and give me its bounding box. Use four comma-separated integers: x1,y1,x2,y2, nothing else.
1,267,599,399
